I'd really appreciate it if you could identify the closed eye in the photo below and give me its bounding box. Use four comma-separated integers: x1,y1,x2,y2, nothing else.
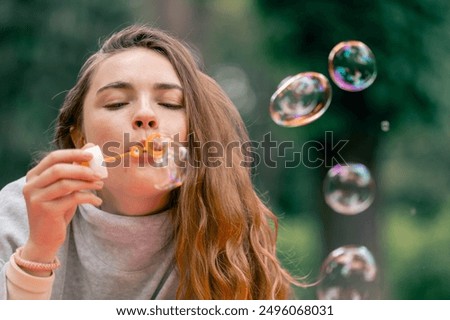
159,103,183,110
104,102,128,110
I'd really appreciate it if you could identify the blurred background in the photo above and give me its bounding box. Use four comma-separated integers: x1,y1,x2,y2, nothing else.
0,0,448,299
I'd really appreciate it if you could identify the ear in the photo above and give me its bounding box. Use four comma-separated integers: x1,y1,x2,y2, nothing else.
70,126,85,148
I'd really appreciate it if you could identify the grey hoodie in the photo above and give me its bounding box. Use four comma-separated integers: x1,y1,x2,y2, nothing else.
0,177,178,299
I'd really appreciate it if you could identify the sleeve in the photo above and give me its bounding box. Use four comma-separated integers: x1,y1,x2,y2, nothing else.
5,254,54,299
0,177,33,299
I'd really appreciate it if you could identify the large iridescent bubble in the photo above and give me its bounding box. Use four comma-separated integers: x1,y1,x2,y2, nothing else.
328,41,377,92
323,163,375,215
317,245,377,300
269,72,332,127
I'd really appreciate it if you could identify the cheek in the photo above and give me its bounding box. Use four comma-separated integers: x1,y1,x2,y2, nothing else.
82,111,122,145
173,113,188,140
159,111,187,140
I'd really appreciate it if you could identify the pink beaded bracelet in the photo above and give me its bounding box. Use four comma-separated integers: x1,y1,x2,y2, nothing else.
14,246,61,272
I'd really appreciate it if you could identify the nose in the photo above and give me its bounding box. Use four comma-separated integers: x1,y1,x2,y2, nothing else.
132,103,158,130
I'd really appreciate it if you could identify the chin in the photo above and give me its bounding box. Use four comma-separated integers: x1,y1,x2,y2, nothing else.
106,171,166,196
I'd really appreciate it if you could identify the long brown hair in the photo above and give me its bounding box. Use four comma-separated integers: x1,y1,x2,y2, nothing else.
55,25,299,299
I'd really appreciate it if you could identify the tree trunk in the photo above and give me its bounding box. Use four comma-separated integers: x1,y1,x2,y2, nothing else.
317,93,383,299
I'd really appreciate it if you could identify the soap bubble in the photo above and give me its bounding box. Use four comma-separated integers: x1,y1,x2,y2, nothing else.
317,245,377,300
328,41,377,92
277,75,293,89
269,72,332,127
132,134,189,191
153,138,188,191
380,120,390,132
102,134,188,191
323,163,375,215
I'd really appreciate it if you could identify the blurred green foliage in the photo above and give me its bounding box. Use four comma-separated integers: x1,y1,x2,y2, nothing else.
253,0,450,299
276,217,323,299
381,200,450,299
0,0,134,184
0,0,448,299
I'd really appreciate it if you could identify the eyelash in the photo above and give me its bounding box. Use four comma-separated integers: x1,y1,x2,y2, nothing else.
104,102,128,110
159,103,183,110
103,102,183,110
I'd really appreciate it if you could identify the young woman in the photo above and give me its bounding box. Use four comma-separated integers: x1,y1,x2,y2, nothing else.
0,25,298,299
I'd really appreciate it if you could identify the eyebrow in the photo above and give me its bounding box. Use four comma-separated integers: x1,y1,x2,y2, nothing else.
96,81,133,95
153,82,183,92
96,81,183,95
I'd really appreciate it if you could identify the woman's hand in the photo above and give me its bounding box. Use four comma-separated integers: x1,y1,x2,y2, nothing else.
20,145,104,275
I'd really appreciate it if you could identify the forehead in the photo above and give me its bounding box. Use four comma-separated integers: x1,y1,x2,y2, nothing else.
90,48,181,88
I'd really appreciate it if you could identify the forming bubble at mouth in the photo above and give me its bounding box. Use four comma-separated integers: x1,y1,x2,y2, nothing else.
147,135,172,164
153,139,188,191
317,245,377,300
139,134,188,191
328,41,377,92
269,72,332,127
323,163,375,215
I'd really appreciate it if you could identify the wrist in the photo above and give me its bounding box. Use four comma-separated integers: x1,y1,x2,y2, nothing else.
18,240,60,277
22,240,59,263
14,246,60,277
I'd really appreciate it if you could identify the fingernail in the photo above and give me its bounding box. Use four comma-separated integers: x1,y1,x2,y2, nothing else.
95,197,103,206
93,172,103,179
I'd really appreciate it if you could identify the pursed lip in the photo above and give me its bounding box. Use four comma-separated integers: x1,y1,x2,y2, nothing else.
124,139,166,166
102,139,144,166
125,140,146,153
103,133,173,167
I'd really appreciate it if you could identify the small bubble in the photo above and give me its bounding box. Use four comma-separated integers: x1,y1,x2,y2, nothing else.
323,163,376,215
317,245,377,300
328,41,377,92
410,207,417,216
380,120,390,132
269,72,332,127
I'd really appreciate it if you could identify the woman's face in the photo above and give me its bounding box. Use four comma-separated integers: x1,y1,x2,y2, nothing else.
80,48,187,214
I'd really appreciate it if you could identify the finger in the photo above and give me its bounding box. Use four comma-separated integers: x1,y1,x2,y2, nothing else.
30,163,102,190
37,179,104,202
32,192,102,226
27,149,94,179
56,191,103,222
